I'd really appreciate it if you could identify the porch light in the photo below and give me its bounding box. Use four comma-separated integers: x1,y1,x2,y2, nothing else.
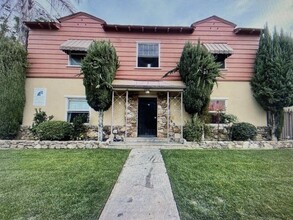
145,90,150,94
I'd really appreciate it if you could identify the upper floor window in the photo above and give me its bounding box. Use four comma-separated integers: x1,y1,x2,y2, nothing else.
213,54,227,69
202,43,233,70
68,52,86,66
137,43,159,68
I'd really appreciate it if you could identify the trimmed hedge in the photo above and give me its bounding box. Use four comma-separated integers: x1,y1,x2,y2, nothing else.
35,121,73,141
231,122,257,141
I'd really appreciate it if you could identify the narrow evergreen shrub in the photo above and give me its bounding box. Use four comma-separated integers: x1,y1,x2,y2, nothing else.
0,36,27,139
35,121,73,141
231,122,257,141
183,117,204,142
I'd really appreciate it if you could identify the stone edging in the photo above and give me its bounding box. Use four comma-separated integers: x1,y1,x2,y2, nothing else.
0,140,105,149
0,140,292,149
185,140,293,149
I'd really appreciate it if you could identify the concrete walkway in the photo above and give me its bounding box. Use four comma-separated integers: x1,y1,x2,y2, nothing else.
99,149,180,220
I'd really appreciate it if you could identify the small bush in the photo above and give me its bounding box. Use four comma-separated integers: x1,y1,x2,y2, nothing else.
30,108,54,134
72,115,87,140
183,116,204,142
35,121,73,141
231,122,257,141
220,113,238,124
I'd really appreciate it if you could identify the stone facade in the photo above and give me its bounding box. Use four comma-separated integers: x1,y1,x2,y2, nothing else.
157,93,168,138
204,125,272,141
126,93,138,138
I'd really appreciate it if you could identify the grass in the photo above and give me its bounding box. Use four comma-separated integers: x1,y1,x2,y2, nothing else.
162,149,293,220
0,149,129,220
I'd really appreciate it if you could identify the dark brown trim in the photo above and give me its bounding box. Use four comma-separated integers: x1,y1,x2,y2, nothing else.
102,24,194,34
234,27,262,35
24,21,60,30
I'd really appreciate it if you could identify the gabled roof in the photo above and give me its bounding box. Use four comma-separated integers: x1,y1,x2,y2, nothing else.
192,15,237,28
58,11,106,24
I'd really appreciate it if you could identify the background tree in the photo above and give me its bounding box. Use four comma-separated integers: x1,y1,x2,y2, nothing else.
0,36,27,139
0,0,80,44
165,41,221,117
81,40,119,141
251,25,293,140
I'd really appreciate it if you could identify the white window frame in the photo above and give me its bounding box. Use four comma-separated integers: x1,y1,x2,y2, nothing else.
65,96,90,123
208,98,227,113
67,52,86,67
208,98,228,125
136,42,160,68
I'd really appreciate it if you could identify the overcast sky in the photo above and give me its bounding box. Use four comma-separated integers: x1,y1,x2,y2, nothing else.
74,0,293,34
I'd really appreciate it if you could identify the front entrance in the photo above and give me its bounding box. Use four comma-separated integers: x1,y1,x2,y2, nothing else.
138,98,157,137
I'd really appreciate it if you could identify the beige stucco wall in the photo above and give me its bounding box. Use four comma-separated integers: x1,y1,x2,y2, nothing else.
23,78,101,126
23,79,266,127
210,81,266,126
167,82,267,127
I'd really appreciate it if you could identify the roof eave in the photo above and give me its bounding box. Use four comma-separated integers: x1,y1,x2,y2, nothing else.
24,21,61,30
234,27,262,35
102,24,194,34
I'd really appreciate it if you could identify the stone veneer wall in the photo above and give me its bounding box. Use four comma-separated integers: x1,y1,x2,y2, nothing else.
126,94,138,137
157,93,168,138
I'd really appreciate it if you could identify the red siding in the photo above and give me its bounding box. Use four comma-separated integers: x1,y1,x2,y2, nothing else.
26,14,260,81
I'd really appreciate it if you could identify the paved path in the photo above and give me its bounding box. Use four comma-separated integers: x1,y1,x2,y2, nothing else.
99,149,180,220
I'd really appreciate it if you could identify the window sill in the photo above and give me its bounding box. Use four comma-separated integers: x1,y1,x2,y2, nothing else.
135,67,162,70
208,123,230,127
219,68,228,72
67,65,81,68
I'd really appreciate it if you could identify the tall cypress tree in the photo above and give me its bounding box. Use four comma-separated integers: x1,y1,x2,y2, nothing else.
81,40,119,141
251,25,293,140
165,41,221,117
0,36,27,139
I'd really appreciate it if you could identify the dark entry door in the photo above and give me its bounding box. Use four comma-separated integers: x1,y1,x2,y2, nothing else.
138,98,157,137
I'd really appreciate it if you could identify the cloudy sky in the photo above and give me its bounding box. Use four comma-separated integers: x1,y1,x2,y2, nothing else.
74,0,293,34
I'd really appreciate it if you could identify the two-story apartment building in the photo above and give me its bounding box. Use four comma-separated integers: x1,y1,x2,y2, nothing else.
23,12,266,140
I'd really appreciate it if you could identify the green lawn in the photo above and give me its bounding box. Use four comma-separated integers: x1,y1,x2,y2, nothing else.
0,149,129,220
162,149,293,220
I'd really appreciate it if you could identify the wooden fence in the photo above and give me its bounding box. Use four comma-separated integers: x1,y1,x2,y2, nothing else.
281,109,293,140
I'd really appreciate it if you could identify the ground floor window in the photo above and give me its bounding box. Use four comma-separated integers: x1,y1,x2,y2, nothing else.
208,98,227,124
67,98,89,123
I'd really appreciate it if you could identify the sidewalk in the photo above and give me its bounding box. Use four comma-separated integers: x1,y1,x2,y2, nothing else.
99,148,180,220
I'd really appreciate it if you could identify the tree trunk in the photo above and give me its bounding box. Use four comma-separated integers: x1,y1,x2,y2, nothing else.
270,112,278,141
98,110,104,142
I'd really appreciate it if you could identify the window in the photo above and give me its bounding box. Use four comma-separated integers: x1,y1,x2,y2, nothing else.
68,52,86,66
67,98,89,123
137,43,159,68
208,99,227,124
213,54,228,69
